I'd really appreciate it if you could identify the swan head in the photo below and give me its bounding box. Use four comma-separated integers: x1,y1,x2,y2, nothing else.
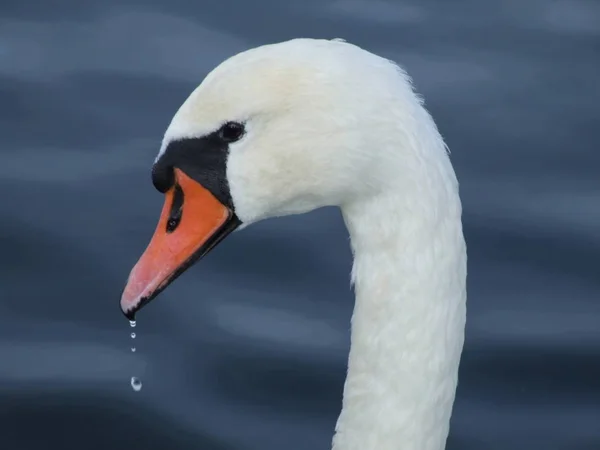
120,38,429,319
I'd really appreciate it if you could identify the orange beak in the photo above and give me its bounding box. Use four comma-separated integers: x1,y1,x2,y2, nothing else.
120,168,239,319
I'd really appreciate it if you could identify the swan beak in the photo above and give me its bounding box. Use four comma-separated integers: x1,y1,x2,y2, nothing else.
120,168,240,320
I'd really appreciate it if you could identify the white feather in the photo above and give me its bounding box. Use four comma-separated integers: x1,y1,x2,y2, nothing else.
161,38,467,450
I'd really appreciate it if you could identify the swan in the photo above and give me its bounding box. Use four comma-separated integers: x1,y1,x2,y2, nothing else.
120,38,467,450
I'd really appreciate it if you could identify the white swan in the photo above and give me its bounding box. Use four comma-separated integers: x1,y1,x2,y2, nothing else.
120,38,467,450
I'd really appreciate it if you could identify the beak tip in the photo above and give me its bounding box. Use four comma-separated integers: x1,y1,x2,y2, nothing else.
121,290,152,321
122,306,136,321
120,291,140,321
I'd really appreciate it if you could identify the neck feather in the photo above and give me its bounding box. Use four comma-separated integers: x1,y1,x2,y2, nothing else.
333,156,467,450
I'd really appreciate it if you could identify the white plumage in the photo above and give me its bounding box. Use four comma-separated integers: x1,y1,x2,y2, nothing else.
161,38,467,450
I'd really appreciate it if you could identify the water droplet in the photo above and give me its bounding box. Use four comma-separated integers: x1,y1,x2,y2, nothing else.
128,321,140,390
131,377,142,392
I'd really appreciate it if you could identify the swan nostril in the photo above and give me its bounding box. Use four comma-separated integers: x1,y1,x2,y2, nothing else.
166,184,184,233
166,216,180,232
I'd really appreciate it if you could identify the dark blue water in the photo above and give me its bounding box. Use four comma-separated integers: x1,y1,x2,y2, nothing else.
1,1,599,449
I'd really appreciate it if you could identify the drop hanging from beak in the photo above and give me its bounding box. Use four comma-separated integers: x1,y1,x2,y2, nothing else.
120,168,240,319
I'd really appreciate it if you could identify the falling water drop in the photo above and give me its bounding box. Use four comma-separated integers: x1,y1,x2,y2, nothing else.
129,320,140,389
131,377,142,392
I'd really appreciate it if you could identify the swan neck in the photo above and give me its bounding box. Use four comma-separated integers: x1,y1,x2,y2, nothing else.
333,185,467,450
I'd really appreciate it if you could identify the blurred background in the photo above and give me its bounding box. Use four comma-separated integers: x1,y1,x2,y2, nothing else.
1,1,599,449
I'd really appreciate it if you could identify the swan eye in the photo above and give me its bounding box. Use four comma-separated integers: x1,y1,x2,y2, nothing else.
218,121,245,143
